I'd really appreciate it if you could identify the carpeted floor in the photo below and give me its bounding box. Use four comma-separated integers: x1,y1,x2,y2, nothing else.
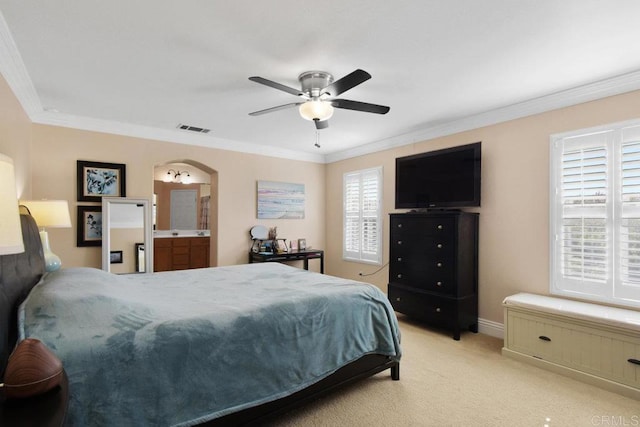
265,315,639,426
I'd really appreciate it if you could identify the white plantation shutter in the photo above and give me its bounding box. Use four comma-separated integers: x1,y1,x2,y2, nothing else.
343,167,382,264
617,127,640,300
551,120,640,308
555,134,611,297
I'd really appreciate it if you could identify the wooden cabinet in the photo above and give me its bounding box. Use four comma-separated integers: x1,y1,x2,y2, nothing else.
388,212,479,340
503,293,640,399
153,237,210,272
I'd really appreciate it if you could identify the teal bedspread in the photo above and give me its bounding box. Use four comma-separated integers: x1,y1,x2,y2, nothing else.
19,263,401,426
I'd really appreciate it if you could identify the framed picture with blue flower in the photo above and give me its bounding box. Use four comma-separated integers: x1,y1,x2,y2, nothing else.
77,160,126,202
77,205,103,247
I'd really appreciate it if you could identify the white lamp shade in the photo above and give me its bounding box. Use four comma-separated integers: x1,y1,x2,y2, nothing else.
299,101,334,121
20,200,72,228
0,154,25,255
19,200,70,272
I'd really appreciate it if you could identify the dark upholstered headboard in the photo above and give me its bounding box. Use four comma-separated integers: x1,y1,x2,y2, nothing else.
0,214,45,380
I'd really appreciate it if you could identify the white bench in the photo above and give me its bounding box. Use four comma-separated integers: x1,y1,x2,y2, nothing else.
502,293,640,399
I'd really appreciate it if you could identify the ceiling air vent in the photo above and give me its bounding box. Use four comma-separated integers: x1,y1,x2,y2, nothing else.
177,124,210,134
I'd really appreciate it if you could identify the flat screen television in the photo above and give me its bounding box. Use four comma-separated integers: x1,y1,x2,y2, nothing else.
395,142,481,209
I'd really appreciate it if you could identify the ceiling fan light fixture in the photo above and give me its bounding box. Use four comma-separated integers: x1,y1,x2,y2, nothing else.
299,101,333,122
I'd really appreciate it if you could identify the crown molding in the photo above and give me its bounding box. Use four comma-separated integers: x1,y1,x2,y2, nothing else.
3,12,640,165
0,10,42,117
29,111,326,164
0,12,325,164
325,70,640,163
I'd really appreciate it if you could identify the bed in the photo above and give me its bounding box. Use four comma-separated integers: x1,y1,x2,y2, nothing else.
1,213,401,426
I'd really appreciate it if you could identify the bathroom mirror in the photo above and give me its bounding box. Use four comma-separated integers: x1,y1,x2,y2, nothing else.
102,198,153,273
154,181,211,231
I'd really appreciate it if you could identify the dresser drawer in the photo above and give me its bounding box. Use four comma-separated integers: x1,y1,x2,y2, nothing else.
505,311,562,362
190,237,210,246
506,308,640,389
173,253,189,265
391,217,456,237
389,264,456,294
388,285,456,326
391,235,455,257
173,246,189,255
154,238,172,248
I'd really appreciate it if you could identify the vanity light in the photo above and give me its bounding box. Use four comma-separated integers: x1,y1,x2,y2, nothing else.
166,169,191,184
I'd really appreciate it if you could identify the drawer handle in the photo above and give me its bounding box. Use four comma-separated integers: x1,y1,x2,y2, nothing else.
397,223,402,228
628,358,640,366
397,240,402,245
395,297,401,302
397,274,402,279
437,243,443,249
437,225,443,230
435,307,441,313
436,281,443,287
538,336,551,342
436,262,443,268
397,257,402,262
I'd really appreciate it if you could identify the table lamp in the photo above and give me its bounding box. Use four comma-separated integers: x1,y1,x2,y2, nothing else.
0,153,24,255
20,200,71,272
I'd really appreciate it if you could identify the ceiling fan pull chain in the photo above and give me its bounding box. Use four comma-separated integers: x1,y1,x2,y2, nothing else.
314,130,321,148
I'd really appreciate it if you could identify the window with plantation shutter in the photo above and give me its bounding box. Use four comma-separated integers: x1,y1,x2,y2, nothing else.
343,167,382,265
550,119,640,308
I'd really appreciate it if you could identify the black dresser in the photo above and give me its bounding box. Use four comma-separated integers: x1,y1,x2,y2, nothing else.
388,212,479,340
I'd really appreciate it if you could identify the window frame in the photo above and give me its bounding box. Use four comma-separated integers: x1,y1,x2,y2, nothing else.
550,118,640,308
343,166,383,265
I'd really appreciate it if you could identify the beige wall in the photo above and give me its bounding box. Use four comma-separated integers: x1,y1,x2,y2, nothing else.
27,124,326,270
0,74,32,198
109,227,144,274
0,71,325,271
326,89,640,325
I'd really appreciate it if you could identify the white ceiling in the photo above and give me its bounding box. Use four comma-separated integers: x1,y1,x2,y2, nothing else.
2,1,640,163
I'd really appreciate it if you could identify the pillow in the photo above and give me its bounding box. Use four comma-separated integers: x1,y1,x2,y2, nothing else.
2,338,63,399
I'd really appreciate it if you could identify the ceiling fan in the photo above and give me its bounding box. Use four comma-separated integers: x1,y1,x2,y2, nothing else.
248,69,390,130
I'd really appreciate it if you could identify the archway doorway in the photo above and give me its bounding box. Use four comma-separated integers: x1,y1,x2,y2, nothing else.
153,160,219,269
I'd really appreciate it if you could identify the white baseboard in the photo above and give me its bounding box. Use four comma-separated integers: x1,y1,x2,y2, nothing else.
478,317,504,339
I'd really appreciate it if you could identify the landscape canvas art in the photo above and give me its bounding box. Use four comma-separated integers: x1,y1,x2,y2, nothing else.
257,181,305,219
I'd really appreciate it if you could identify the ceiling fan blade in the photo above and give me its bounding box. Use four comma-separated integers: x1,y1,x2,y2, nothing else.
249,102,302,116
249,76,304,97
314,119,329,130
331,99,390,114
322,69,371,97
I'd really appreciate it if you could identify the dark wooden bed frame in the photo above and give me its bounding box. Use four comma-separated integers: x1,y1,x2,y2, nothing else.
0,213,399,426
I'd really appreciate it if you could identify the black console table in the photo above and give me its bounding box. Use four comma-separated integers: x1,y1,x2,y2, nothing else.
249,249,324,274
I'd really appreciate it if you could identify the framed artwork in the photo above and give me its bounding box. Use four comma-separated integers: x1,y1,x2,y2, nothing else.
257,180,305,219
77,160,126,202
259,240,274,254
298,238,307,250
275,239,288,254
77,206,103,247
110,250,123,264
